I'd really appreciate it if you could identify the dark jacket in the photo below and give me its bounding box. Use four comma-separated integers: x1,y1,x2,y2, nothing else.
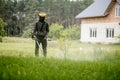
33,21,49,39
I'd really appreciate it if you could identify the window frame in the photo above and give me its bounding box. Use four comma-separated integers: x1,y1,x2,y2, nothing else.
115,5,120,16
106,28,114,38
90,28,97,38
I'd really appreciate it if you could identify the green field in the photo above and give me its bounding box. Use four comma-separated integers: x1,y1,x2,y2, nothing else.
0,37,120,80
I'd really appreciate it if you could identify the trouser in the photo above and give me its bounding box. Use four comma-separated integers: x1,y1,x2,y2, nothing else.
35,38,47,57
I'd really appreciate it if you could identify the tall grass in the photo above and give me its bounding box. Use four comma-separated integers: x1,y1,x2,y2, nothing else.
0,37,120,80
1,37,120,61
0,56,120,80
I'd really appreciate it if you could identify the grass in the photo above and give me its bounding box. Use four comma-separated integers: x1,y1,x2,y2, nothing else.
0,37,120,80
1,37,120,61
0,56,120,80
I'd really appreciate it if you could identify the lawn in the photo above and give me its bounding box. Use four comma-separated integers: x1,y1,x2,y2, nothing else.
0,37,120,80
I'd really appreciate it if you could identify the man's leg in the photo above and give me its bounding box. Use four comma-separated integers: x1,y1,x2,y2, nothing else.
35,41,40,56
42,39,47,57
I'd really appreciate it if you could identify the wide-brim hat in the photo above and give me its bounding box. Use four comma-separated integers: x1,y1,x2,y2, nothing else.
39,12,46,17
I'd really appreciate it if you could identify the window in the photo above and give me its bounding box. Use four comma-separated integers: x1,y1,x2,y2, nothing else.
115,6,120,16
90,28,97,38
106,28,114,38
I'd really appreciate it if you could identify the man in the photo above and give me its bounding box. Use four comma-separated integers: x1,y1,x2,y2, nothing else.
32,12,49,57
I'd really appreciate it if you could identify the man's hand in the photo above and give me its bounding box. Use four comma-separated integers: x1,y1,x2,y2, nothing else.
44,36,47,40
32,35,35,39
32,35,34,38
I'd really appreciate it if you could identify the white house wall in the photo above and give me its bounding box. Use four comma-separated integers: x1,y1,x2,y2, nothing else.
81,22,120,43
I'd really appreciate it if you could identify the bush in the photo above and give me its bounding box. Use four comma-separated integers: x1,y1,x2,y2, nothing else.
0,18,6,36
60,25,80,40
49,23,63,39
49,24,80,40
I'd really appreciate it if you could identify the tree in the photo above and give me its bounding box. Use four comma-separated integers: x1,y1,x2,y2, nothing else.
24,0,93,28
0,0,25,36
0,0,94,37
0,18,6,36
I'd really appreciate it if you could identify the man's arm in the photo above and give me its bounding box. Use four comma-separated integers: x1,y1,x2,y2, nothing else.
46,23,49,34
44,23,49,39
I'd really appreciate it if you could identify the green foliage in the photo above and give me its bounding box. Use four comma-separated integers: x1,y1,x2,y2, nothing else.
0,56,120,80
22,28,32,38
0,0,93,37
0,0,25,36
29,0,93,26
49,23,63,39
0,37,120,80
49,24,80,40
23,0,93,36
0,18,6,36
60,26,80,40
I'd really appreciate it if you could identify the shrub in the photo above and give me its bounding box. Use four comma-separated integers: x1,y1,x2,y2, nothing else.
49,23,63,39
60,25,80,40
49,24,80,40
0,18,7,36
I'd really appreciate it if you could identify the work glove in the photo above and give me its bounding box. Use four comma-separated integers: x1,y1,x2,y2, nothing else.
44,35,47,40
31,35,35,39
32,35,34,39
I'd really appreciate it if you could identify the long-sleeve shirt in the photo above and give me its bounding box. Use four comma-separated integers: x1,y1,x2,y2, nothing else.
32,21,49,38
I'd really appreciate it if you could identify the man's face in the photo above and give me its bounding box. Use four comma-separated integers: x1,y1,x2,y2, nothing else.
39,16,45,22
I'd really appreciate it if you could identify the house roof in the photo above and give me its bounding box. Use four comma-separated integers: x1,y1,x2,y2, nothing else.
76,0,120,19
117,0,120,4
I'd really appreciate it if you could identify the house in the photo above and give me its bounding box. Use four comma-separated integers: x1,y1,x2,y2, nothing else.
76,0,120,43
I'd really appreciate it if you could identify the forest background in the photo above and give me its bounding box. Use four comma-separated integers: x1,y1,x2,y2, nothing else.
0,0,93,39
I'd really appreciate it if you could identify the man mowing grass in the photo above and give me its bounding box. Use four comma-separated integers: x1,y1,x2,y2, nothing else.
32,12,49,57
